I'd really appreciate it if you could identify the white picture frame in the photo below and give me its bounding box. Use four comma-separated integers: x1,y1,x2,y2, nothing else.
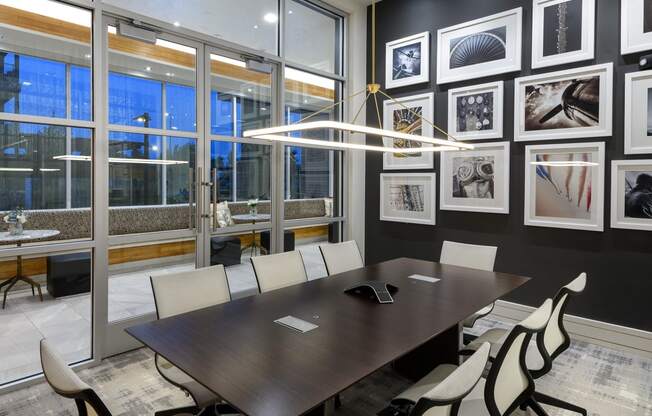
436,8,522,84
514,63,613,142
440,141,510,214
524,142,605,232
624,70,652,154
385,32,430,89
611,160,652,231
382,92,435,170
531,0,595,69
380,173,436,225
447,81,504,141
621,0,652,55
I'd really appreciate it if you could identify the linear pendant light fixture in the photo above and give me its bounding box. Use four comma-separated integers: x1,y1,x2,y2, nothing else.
243,2,474,153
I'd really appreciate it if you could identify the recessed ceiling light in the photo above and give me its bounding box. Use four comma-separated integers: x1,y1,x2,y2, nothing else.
253,24,259,29
263,13,278,23
165,72,175,77
145,66,152,71
288,10,293,14
261,107,267,111
84,54,92,59
247,88,253,92
173,21,181,27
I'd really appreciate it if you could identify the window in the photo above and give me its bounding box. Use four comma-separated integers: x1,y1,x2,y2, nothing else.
285,0,342,74
210,54,272,137
108,26,198,234
211,141,271,205
0,0,93,387
284,68,342,219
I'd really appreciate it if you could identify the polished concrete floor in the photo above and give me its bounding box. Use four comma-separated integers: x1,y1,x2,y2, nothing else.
0,240,328,386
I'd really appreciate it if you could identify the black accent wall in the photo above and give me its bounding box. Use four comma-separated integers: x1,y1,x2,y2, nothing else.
365,0,652,332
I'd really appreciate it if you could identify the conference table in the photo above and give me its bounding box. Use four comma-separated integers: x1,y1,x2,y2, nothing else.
126,257,529,416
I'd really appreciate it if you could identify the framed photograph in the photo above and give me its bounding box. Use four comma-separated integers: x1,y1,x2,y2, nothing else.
514,63,613,142
436,8,522,84
621,0,652,54
447,81,504,141
611,160,652,231
440,141,510,214
531,0,595,69
385,32,430,89
624,70,652,154
380,173,436,225
524,142,605,232
382,93,434,170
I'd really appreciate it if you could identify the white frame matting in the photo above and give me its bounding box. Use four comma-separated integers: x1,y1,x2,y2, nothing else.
524,142,605,232
382,92,434,170
610,159,652,231
531,0,595,69
624,70,652,154
385,31,430,89
621,0,652,55
440,141,510,214
380,173,436,225
514,62,613,142
436,8,522,84
447,81,504,141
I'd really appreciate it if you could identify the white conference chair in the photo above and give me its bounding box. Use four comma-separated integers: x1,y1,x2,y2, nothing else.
150,265,232,416
440,240,498,329
395,299,553,416
319,240,363,275
390,342,491,416
462,273,588,415
41,338,113,416
250,250,308,293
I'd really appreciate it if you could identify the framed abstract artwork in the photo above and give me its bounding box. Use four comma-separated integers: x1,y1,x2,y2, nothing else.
380,173,436,225
436,8,522,84
382,92,434,170
447,81,504,141
624,70,652,154
531,0,595,69
385,32,430,89
524,142,605,232
611,160,652,231
440,141,510,214
621,0,652,54
514,63,613,142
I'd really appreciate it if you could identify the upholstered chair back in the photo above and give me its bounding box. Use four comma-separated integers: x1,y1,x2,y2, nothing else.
251,251,308,293
319,240,364,275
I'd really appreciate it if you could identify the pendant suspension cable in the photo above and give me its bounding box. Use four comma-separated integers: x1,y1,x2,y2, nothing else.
377,89,459,142
372,93,383,129
371,1,377,85
292,88,367,125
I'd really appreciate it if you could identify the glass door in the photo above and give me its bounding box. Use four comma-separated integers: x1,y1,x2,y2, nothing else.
102,16,204,354
201,48,277,299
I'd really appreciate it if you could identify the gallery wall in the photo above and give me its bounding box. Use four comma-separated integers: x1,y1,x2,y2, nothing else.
365,0,652,332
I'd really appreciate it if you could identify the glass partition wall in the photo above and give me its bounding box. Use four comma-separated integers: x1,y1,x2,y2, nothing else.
0,0,346,388
0,0,95,386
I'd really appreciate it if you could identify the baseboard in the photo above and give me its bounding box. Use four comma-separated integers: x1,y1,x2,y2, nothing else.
491,300,652,359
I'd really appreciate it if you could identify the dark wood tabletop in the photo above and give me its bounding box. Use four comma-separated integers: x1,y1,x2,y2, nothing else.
126,257,530,416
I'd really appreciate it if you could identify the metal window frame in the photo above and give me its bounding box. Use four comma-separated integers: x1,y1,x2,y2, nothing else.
0,0,350,392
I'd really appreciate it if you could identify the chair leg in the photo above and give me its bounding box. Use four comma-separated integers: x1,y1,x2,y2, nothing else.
534,391,587,415
462,333,477,345
334,393,342,408
154,405,201,416
526,398,550,416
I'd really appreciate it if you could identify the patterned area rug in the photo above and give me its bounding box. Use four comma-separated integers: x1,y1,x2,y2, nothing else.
1,318,650,416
